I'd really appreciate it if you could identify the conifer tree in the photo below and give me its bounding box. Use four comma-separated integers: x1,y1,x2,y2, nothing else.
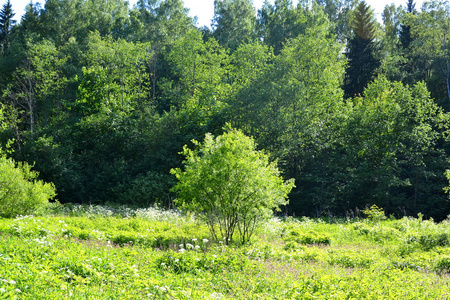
0,0,16,56
344,1,380,98
399,0,416,49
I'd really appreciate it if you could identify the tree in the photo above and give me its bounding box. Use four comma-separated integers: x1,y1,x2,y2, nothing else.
0,0,16,56
3,40,67,136
397,0,418,86
226,21,345,215
171,126,295,244
257,0,306,54
212,0,256,51
378,4,405,82
316,0,358,42
406,0,450,107
164,29,229,110
344,1,380,98
132,0,194,44
400,0,416,49
341,77,450,218
75,32,152,117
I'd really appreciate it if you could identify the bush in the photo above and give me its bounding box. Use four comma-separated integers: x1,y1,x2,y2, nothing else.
0,149,57,218
283,227,331,245
171,126,295,244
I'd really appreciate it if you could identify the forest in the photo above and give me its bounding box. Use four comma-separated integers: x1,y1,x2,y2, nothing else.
1,0,450,220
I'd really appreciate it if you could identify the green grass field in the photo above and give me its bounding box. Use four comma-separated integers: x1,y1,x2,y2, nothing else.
0,205,450,299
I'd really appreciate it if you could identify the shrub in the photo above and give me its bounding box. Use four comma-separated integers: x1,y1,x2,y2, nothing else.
0,149,57,218
283,227,331,245
434,256,450,273
363,204,387,222
171,126,295,244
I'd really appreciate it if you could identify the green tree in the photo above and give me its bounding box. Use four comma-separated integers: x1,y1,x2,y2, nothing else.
75,32,152,117
3,40,67,136
341,77,450,217
378,4,405,82
406,0,450,107
164,29,229,106
212,0,256,51
257,0,308,54
132,0,194,44
0,0,16,56
171,126,295,244
344,1,380,98
397,0,417,86
316,0,358,42
226,20,345,215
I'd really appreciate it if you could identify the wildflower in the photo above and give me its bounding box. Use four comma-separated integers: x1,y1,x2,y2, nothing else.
179,244,184,248
195,245,200,250
158,286,167,292
9,280,16,285
179,248,185,253
186,243,194,249
203,239,209,243
192,238,197,242
210,292,224,299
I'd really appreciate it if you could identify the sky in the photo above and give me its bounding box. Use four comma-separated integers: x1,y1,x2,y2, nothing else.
9,0,425,27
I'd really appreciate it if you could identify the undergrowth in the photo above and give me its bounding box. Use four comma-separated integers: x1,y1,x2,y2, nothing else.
0,205,450,298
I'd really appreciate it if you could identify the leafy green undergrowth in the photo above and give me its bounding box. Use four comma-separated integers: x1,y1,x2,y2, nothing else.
1,206,450,298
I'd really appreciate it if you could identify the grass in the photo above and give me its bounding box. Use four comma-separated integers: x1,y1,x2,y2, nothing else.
0,205,450,299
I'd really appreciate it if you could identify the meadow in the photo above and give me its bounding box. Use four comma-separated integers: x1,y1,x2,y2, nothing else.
0,205,450,299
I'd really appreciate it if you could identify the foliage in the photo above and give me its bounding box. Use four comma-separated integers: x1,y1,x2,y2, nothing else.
171,126,295,244
282,227,331,245
1,210,450,298
362,204,387,222
406,0,450,107
0,148,56,218
344,1,380,98
0,0,16,56
212,0,256,51
3,0,450,220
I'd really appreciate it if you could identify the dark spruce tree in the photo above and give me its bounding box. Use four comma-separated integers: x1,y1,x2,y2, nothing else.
0,0,16,56
399,0,415,49
344,1,380,98
398,0,417,86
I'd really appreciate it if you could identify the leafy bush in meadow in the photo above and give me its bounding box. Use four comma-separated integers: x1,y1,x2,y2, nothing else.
0,149,57,218
282,227,331,245
171,126,295,244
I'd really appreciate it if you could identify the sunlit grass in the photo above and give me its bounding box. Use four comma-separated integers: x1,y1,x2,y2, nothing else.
1,205,450,298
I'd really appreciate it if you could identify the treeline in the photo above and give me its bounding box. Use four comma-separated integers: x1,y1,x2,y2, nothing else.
1,0,450,219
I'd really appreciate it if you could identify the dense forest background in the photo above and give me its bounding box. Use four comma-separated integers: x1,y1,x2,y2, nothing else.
1,0,450,219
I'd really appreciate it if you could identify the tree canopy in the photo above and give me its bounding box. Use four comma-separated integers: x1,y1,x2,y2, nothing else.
2,0,450,220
